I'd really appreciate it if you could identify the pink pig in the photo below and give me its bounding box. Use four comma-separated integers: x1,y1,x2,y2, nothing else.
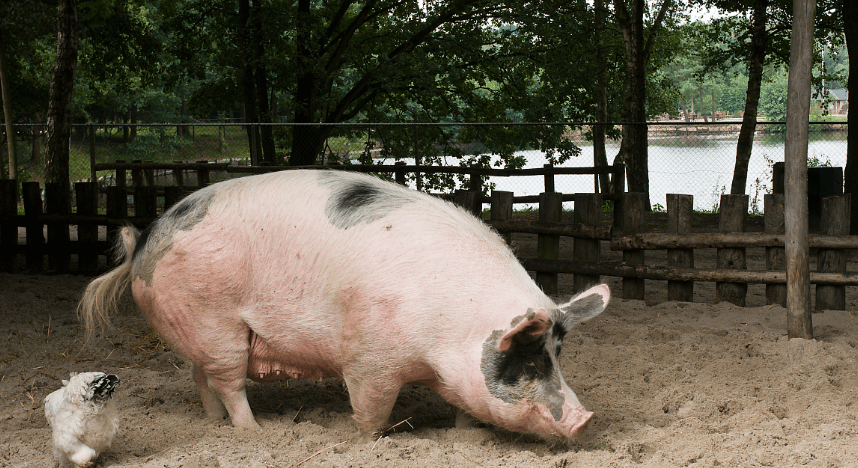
79,170,609,441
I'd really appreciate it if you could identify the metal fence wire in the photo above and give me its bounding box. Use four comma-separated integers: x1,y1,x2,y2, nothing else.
1,121,848,212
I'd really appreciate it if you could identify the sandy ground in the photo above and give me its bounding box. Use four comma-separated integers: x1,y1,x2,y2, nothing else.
2,230,858,467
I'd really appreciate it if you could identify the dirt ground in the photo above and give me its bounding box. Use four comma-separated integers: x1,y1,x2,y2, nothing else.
2,224,858,467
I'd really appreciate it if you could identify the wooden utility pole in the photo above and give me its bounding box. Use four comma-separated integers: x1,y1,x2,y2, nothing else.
784,0,816,339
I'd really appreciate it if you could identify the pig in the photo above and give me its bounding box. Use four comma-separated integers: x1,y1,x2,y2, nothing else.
78,169,609,442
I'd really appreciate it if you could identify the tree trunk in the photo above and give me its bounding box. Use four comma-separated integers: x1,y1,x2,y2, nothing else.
0,30,16,179
843,0,858,234
251,0,275,164
45,0,79,196
784,0,815,339
612,0,670,208
730,0,768,195
289,0,326,166
238,0,261,165
593,0,612,194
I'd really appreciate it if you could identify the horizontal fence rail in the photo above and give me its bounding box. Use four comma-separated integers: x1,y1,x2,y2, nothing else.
1,161,855,311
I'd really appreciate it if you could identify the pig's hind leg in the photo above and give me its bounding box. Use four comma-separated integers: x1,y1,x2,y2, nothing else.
343,373,403,442
192,364,227,420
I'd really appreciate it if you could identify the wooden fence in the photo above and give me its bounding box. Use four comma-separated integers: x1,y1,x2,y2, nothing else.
2,162,858,310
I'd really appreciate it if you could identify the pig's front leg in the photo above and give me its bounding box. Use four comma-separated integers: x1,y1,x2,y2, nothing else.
344,373,402,442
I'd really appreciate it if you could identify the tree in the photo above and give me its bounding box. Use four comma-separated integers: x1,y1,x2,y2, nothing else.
611,0,675,206
45,0,79,195
0,29,16,179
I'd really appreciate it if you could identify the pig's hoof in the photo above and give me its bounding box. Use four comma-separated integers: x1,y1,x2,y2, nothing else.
356,430,381,444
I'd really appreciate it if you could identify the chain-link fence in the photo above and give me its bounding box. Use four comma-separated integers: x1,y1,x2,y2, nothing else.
1,121,848,212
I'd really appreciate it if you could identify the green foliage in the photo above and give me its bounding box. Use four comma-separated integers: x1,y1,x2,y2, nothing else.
758,69,788,122
125,129,193,156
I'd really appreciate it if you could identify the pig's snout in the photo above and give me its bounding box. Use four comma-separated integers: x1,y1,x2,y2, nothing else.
562,407,594,439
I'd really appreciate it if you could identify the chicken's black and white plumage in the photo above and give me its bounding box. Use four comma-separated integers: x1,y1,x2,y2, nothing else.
44,372,120,467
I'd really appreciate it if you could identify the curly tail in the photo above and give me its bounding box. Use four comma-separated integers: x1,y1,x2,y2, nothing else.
78,225,140,343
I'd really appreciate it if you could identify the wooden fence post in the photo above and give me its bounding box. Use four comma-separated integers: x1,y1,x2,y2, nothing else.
45,183,71,272
490,190,514,245
23,182,44,272
454,190,480,217
572,193,602,293
765,194,787,306
144,160,155,186
536,192,562,295
173,160,185,188
544,163,555,193
667,194,693,301
134,186,158,222
616,192,645,300
197,161,210,187
131,160,145,187
0,179,19,272
106,186,127,267
115,160,127,193
164,186,183,210
816,194,850,310
716,194,748,306
75,182,99,273
469,163,481,193
395,161,407,186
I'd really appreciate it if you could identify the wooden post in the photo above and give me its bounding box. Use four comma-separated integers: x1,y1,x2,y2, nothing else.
115,160,127,192
0,179,17,272
572,193,602,293
172,160,184,188
490,190,514,245
105,186,126,267
134,186,158,223
469,163,482,195
144,160,155,186
131,160,145,187
395,161,407,186
544,163,555,193
784,0,815,339
164,186,183,210
765,194,787,306
23,182,44,272
536,192,562,295
45,183,71,272
816,194,849,310
454,190,480,217
197,160,210,187
667,194,693,302
615,192,645,300
89,124,97,182
716,194,749,306
75,182,98,272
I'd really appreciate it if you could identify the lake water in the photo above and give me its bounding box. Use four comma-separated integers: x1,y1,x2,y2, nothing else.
386,132,848,212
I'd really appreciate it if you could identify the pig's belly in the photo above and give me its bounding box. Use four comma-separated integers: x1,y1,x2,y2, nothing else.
246,331,340,382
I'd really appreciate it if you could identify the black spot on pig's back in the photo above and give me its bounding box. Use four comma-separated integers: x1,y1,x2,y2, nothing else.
319,172,416,229
131,188,218,284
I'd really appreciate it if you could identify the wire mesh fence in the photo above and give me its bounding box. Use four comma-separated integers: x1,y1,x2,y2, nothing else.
1,121,848,212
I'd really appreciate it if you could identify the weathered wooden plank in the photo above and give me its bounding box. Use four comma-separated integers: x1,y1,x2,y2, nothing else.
667,194,693,302
572,193,602,293
765,194,787,306
716,194,748,306
816,194,849,310
536,192,562,295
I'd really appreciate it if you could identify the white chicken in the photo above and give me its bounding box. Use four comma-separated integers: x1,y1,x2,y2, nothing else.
44,372,120,467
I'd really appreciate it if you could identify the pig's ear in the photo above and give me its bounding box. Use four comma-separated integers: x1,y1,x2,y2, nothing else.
497,307,552,352
556,284,610,331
